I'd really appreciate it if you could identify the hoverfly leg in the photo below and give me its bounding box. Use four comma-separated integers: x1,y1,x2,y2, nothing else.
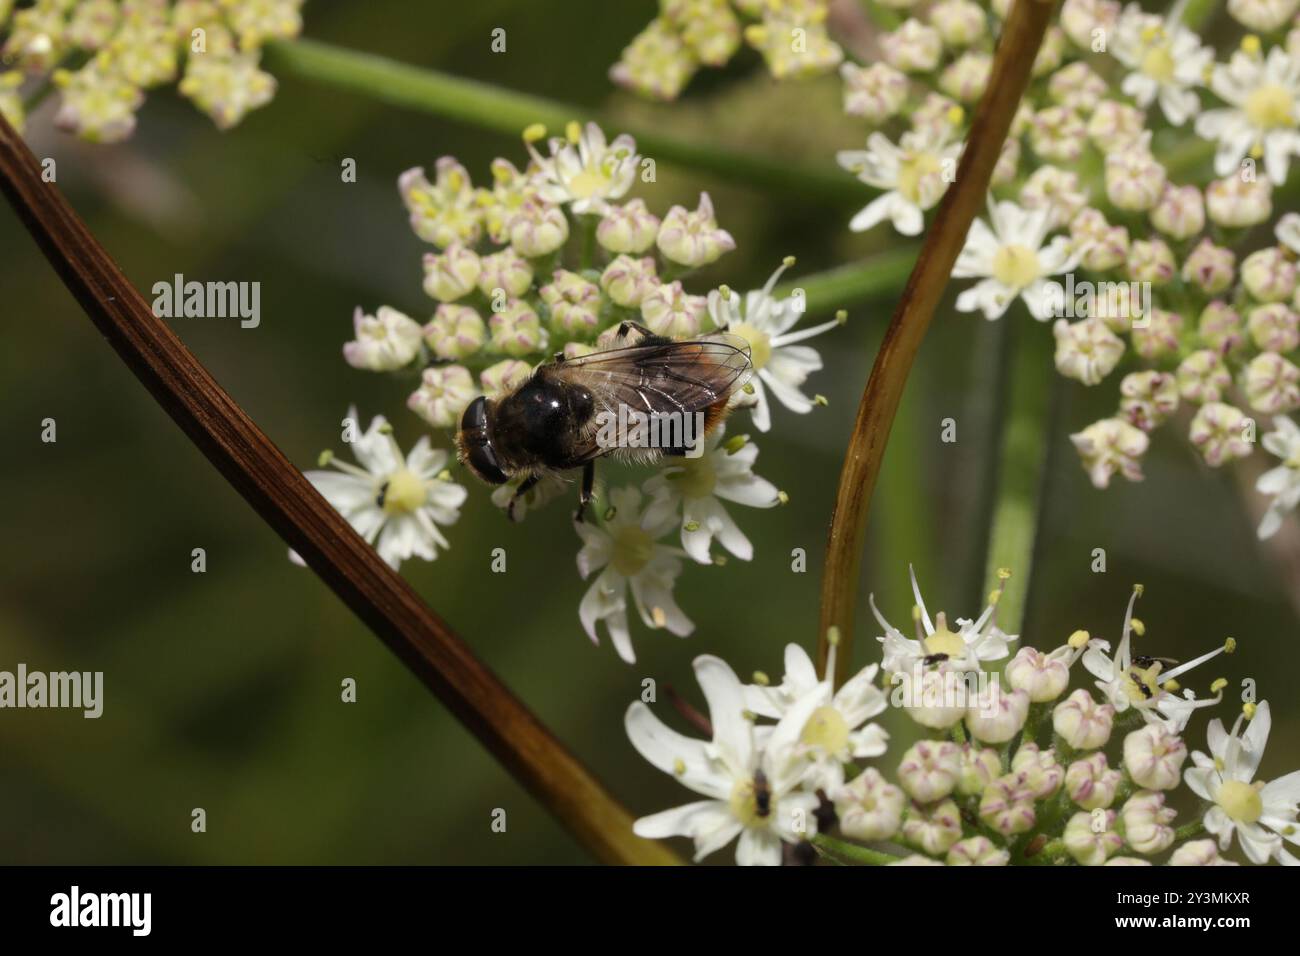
574,461,595,523
506,473,541,522
615,320,656,343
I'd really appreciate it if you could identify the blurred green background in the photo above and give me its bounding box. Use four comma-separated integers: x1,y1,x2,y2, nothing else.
1,0,1296,864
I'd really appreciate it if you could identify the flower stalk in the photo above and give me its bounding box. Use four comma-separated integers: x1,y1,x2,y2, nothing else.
817,0,1060,686
0,111,680,867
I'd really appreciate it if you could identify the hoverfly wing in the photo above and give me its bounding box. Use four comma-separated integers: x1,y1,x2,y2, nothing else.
548,333,753,463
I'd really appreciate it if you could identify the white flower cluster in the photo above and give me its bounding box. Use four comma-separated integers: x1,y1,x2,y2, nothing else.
319,121,846,662
627,571,1300,865
828,1,1300,538
0,0,301,141
609,0,843,101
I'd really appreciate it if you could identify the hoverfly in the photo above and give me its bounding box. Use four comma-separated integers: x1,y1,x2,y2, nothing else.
456,321,753,521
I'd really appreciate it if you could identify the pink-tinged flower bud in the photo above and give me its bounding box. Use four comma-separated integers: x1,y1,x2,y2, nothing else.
1061,0,1121,49
928,0,987,47
1104,856,1152,865
609,19,697,101
901,798,962,855
1189,401,1254,467
956,744,1002,796
1106,142,1166,211
1054,318,1125,386
1169,839,1240,866
840,61,909,123
1121,791,1177,855
1182,239,1236,295
407,365,476,428
597,198,661,254
1206,175,1272,228
1053,688,1115,749
1066,752,1122,810
1120,371,1179,431
1021,166,1087,231
423,304,487,362
507,200,569,257
1087,99,1144,148
178,50,275,132
1248,302,1300,352
946,835,1009,866
488,299,545,357
539,269,601,335
398,159,482,249
966,685,1029,744
1128,238,1176,285
343,305,423,372
1064,809,1123,865
897,740,962,802
600,255,658,308
831,767,904,841
1131,308,1184,361
979,773,1037,837
422,243,481,302
1011,743,1063,799
1070,419,1149,488
1048,61,1107,113
1176,349,1231,403
880,19,942,73
656,192,735,267
1198,301,1244,352
1244,352,1300,414
1006,646,1070,702
640,280,706,338
1030,106,1087,163
1123,723,1188,790
477,248,534,300
1070,207,1129,272
1242,247,1298,303
897,667,968,729
1150,185,1205,241
479,359,532,400
939,52,992,102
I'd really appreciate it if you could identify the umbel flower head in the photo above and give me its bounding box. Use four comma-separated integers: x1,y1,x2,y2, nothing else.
625,570,1295,865
0,0,301,141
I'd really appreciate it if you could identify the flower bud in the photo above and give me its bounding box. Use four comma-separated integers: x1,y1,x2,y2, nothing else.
1243,352,1300,413
945,835,1009,866
656,192,735,267
477,248,534,299
1131,309,1184,361
1064,809,1122,865
1127,238,1176,285
1070,419,1149,489
1189,401,1253,467
601,255,659,308
901,799,962,856
1198,301,1244,352
343,305,423,371
1182,239,1236,295
1242,247,1298,303
489,299,545,356
1053,688,1114,749
1087,99,1144,148
1006,646,1070,702
597,198,660,254
422,243,481,302
832,767,904,842
956,744,1002,797
1122,723,1187,790
507,199,569,257
897,740,962,802
1011,743,1063,799
1169,839,1239,866
407,365,476,428
1150,185,1205,241
1206,175,1272,228
839,61,909,123
1176,349,1231,403
479,359,532,399
539,269,601,335
1106,144,1166,212
1053,318,1124,386
1120,371,1179,431
1120,790,1176,855
928,0,986,47
979,773,1036,837
423,304,487,361
880,19,942,73
1248,302,1300,352
966,685,1029,744
641,280,707,338
1066,752,1122,810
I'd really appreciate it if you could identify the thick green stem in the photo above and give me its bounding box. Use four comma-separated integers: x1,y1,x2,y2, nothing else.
263,38,868,207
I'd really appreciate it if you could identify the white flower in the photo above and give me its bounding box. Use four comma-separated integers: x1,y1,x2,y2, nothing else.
1110,3,1212,126
840,61,909,123
838,122,963,236
706,259,840,432
742,642,888,790
871,565,1017,673
625,655,820,865
1053,318,1125,386
643,427,779,564
575,486,692,663
1257,416,1300,538
528,122,638,216
296,410,466,570
1185,701,1300,865
1196,45,1300,186
1081,588,1230,731
955,200,1078,320
342,306,422,372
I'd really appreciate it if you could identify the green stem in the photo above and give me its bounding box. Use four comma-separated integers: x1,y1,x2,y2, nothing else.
263,38,868,207
811,832,900,865
1174,819,1206,843
775,246,919,318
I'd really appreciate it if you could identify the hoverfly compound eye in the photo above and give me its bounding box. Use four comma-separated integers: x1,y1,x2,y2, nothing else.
459,397,509,485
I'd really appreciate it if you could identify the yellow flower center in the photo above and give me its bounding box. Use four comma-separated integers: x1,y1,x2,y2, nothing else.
669,455,717,499
1245,83,1296,131
1217,779,1263,824
380,468,427,515
897,151,942,205
730,321,773,370
923,613,967,658
801,705,850,754
611,525,655,576
991,244,1042,291
1140,46,1176,83
729,775,770,828
1124,663,1162,705
567,167,610,199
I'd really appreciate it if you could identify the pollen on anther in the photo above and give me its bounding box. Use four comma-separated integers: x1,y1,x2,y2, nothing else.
752,670,770,686
673,758,686,776
1224,637,1237,654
